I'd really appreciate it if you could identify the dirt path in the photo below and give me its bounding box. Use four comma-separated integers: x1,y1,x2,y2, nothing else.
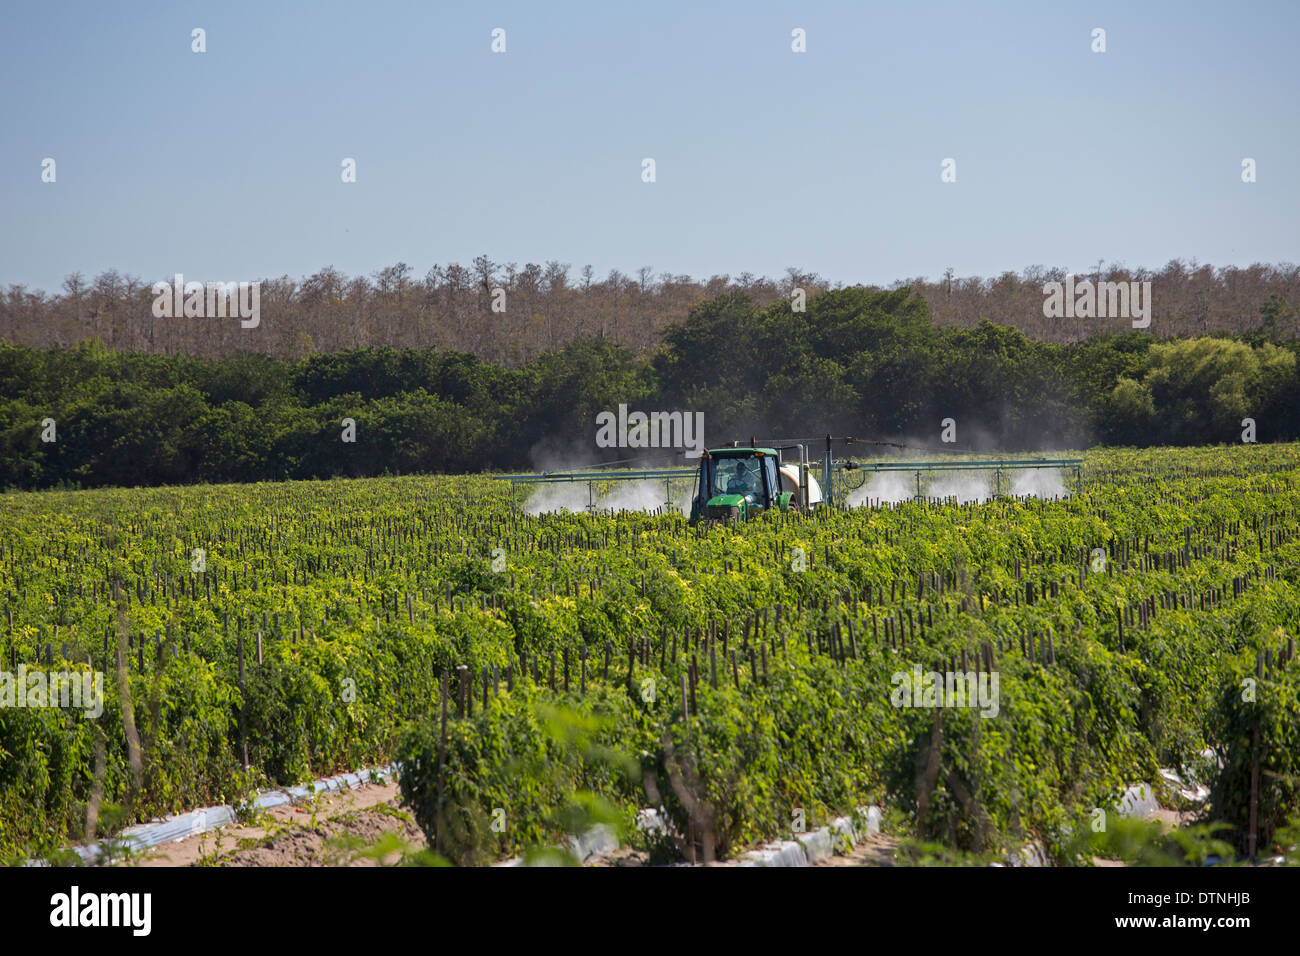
131,779,424,867
814,832,900,866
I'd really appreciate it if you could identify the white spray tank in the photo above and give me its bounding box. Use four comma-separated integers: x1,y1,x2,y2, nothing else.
778,444,822,510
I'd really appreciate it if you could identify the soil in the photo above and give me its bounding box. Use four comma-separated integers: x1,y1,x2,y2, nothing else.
130,779,426,867
814,832,900,866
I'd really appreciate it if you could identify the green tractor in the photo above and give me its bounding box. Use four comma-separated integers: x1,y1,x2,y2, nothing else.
688,446,823,524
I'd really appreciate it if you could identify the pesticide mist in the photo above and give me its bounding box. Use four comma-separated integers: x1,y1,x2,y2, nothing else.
845,472,913,507
1010,469,1069,498
522,483,590,515
525,480,694,516
845,467,1071,507
930,474,993,504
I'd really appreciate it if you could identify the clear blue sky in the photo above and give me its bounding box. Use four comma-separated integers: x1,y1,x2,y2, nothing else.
2,0,1296,294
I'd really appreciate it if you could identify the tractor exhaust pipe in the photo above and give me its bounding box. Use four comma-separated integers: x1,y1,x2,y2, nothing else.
800,443,808,511
825,434,834,508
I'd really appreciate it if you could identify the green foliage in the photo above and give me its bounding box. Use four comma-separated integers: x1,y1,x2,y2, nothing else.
6,293,1300,492
1102,339,1298,445
397,691,640,866
1073,817,1236,867
1209,660,1300,857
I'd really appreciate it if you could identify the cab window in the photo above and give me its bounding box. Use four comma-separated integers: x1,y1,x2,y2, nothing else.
712,459,759,498
763,457,779,503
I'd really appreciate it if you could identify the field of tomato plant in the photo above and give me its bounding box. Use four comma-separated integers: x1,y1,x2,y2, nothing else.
2,444,1299,865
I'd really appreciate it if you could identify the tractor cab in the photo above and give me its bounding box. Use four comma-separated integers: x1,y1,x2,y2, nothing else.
690,447,799,523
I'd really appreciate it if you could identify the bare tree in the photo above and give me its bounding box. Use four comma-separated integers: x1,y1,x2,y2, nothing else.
5,259,1298,359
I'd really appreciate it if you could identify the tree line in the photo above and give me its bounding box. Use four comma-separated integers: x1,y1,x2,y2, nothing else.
2,286,1298,490
2,259,1297,363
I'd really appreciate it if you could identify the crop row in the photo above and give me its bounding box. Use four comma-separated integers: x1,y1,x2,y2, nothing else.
1,444,1298,862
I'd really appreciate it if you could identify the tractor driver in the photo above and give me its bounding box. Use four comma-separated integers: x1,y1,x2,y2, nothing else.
726,460,761,500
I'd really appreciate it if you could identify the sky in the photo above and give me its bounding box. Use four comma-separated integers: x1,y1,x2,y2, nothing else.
1,0,1297,294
